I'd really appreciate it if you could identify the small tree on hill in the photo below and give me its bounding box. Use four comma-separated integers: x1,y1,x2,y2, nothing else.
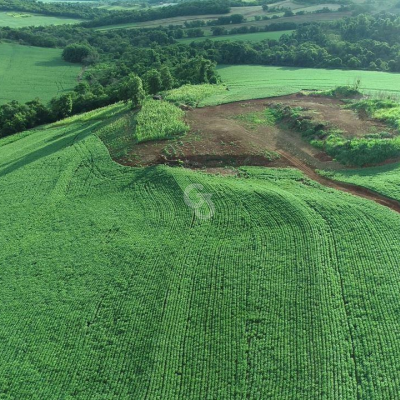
160,66,174,91
144,69,162,95
118,74,145,107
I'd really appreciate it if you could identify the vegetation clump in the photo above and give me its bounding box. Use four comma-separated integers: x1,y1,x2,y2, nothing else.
273,101,400,166
164,84,226,107
135,99,188,143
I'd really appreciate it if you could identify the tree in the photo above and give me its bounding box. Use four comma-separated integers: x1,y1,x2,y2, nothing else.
50,94,73,120
130,75,145,107
118,74,145,106
160,66,174,90
144,69,162,95
62,44,96,63
230,14,245,24
211,26,227,36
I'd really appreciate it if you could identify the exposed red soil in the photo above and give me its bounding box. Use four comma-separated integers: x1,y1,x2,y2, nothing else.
116,94,400,214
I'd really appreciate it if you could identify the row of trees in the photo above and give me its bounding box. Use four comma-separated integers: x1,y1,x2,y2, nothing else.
82,1,230,28
0,0,109,20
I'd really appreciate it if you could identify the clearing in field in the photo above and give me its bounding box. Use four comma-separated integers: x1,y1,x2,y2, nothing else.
0,43,82,104
204,65,400,105
2,102,400,398
0,11,82,27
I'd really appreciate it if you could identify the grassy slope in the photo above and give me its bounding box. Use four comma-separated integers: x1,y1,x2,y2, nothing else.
201,65,400,105
0,11,81,27
177,30,293,44
0,43,82,104
320,162,400,202
1,105,400,398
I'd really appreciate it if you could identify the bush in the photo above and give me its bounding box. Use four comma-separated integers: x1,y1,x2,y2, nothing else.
62,44,96,64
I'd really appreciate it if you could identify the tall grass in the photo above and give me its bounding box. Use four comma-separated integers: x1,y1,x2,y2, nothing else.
135,99,188,143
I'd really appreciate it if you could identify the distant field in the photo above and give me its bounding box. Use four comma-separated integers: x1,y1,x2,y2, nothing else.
0,43,82,104
95,8,350,31
178,30,293,44
201,65,400,105
0,11,82,27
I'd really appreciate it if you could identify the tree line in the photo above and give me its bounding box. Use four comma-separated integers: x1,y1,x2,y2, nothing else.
82,1,230,28
2,13,400,137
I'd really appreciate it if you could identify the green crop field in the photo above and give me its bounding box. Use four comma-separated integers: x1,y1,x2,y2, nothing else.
178,30,294,44
321,162,400,202
0,11,81,27
0,43,82,104
200,65,400,105
1,104,400,398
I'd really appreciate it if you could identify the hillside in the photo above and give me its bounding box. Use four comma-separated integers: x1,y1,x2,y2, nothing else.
2,0,400,397
1,105,400,398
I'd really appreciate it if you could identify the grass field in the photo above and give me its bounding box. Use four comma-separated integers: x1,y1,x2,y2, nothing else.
0,11,81,27
200,65,400,105
178,30,293,44
0,43,82,104
1,104,400,397
321,162,400,202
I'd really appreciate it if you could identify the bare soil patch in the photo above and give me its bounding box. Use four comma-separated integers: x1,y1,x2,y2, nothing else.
118,94,390,170
115,94,400,214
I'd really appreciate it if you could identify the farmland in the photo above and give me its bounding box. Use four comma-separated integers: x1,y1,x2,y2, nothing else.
0,43,82,104
201,65,400,106
321,163,400,202
3,1,400,397
177,30,294,44
0,11,81,27
1,104,400,398
95,9,350,31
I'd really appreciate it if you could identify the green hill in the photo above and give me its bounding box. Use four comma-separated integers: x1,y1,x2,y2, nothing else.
1,105,400,398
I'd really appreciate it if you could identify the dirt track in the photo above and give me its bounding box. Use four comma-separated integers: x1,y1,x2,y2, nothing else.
117,95,400,214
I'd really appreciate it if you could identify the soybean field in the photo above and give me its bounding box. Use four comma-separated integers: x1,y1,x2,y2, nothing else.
201,65,400,106
0,11,82,27
321,162,400,202
1,104,400,398
0,43,82,104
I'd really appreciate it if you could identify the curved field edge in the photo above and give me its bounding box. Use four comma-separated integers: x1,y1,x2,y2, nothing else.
319,162,400,202
1,109,400,398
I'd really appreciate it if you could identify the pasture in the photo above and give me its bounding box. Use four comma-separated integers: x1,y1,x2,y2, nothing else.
178,30,294,44
201,65,400,105
0,43,82,104
0,11,81,27
1,103,400,398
